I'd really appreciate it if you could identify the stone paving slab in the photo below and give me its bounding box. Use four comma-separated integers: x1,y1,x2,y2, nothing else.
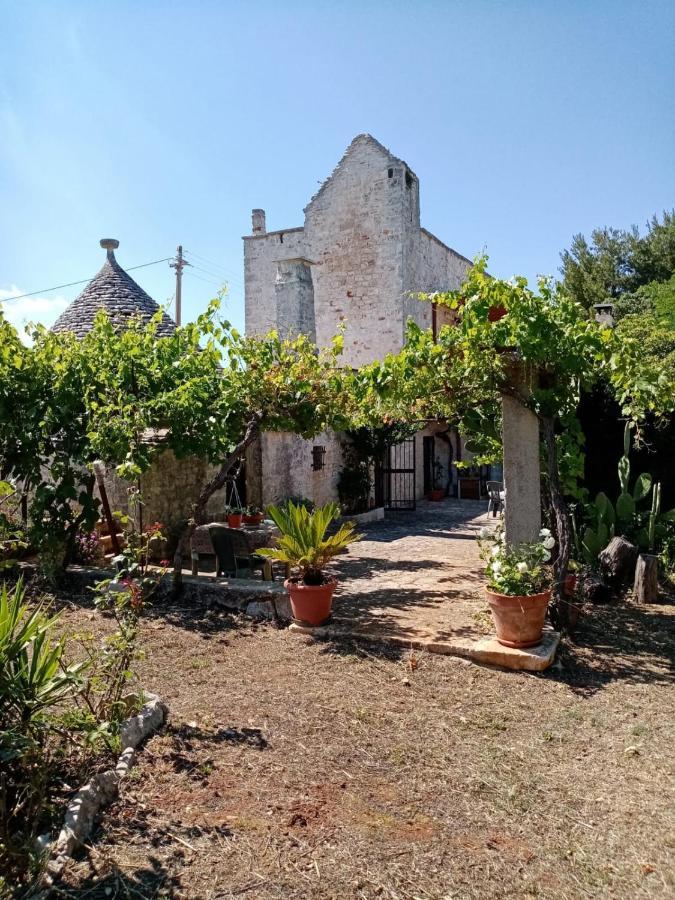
290,499,560,672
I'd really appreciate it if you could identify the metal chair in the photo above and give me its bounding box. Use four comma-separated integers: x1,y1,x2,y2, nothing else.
209,525,271,580
486,481,504,518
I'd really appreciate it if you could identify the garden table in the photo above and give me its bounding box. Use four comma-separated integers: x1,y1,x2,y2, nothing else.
190,522,280,578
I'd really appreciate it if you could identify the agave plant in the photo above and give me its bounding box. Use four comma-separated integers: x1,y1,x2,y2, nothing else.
0,579,84,732
258,501,361,585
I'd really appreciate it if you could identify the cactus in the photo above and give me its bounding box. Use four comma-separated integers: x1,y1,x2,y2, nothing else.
649,482,661,553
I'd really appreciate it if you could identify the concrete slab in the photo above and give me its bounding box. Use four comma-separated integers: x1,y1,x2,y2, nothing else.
470,628,560,672
287,621,561,672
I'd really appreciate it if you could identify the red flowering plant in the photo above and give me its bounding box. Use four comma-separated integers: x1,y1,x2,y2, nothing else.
78,521,169,745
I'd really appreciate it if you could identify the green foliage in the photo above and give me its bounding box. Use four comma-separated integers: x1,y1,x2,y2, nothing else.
337,444,372,514
259,501,361,585
0,301,352,581
560,211,675,311
354,256,671,443
0,580,85,878
580,423,675,562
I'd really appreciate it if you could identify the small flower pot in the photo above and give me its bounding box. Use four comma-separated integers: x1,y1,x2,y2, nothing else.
243,514,264,526
227,513,243,529
285,577,337,627
488,304,507,322
485,588,551,648
428,489,445,502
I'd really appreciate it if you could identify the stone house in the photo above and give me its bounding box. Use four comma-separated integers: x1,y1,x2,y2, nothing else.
51,239,228,539
243,134,477,510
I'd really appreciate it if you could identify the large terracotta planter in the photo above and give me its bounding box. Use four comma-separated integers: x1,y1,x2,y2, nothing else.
286,577,337,626
485,588,551,649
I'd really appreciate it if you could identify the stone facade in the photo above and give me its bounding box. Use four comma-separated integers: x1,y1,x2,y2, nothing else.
100,451,229,544
243,134,474,506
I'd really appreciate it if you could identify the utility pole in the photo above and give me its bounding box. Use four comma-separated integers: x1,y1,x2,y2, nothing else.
169,245,190,325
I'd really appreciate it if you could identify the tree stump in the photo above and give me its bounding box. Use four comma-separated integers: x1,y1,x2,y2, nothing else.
599,536,638,585
580,571,611,604
633,553,659,603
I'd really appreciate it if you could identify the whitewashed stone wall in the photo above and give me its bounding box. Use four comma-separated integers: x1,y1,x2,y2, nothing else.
254,431,343,508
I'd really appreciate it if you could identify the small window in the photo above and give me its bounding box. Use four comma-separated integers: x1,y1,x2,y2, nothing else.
312,446,326,471
388,168,393,178
405,170,413,189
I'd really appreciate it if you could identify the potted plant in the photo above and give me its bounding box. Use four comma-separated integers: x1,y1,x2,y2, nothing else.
225,506,243,529
243,505,264,526
428,457,445,502
478,526,555,648
257,501,361,626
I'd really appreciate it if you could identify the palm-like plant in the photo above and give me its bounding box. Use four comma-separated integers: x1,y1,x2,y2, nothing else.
258,501,361,585
0,579,84,731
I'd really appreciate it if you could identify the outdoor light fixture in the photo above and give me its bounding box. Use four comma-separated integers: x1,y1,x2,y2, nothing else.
312,445,326,471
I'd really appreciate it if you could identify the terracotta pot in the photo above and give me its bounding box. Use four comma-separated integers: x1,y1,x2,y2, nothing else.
285,577,337,627
227,513,243,528
428,489,445,502
564,573,577,596
243,514,264,526
488,304,507,322
485,588,551,649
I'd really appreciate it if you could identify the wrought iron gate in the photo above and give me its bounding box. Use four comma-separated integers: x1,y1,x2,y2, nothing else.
381,437,416,510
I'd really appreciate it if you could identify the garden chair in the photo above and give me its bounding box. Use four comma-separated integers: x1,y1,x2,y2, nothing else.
209,525,272,580
486,481,505,518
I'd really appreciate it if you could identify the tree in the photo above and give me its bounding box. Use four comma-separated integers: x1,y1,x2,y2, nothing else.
352,258,673,628
560,211,675,312
78,305,351,588
0,304,352,586
0,314,101,568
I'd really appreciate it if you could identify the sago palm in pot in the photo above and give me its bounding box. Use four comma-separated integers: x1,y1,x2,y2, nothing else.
258,501,361,625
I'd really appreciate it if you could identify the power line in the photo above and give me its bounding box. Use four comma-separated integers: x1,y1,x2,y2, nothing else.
185,270,225,288
2,257,173,303
183,249,244,282
188,262,232,282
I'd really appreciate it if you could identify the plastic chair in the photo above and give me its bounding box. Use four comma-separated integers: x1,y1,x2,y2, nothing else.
209,525,270,580
486,481,504,518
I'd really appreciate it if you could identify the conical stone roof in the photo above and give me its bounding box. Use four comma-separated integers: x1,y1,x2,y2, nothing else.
51,239,176,338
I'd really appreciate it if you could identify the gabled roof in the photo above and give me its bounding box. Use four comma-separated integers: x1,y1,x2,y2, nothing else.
51,239,176,338
304,133,416,212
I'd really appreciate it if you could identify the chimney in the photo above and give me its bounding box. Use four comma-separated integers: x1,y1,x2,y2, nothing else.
252,209,266,235
100,238,119,260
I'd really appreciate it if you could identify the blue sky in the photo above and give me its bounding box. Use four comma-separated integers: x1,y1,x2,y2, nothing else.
1,0,673,335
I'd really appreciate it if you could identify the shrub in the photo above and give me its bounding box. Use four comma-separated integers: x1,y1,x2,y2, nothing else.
0,580,85,883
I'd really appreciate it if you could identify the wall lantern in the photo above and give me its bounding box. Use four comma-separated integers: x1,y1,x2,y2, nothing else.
312,445,326,471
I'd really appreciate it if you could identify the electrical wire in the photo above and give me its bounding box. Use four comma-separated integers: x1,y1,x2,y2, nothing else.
183,249,244,283
2,257,173,303
184,270,224,288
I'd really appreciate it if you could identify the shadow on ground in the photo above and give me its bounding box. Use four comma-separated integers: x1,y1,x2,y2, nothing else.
549,599,674,696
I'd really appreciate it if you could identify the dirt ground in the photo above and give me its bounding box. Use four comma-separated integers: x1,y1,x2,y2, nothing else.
47,588,674,900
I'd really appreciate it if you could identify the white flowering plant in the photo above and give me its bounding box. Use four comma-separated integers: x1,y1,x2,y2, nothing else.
477,526,554,596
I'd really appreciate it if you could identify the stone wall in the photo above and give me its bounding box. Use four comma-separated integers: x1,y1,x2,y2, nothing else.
243,134,476,508
100,451,228,544
243,135,472,368
250,430,344,509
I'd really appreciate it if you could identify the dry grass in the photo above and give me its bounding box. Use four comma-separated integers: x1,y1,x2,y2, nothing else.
41,591,675,900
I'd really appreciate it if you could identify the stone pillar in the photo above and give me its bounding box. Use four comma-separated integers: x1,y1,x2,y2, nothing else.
274,257,316,341
251,208,266,235
501,362,541,545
